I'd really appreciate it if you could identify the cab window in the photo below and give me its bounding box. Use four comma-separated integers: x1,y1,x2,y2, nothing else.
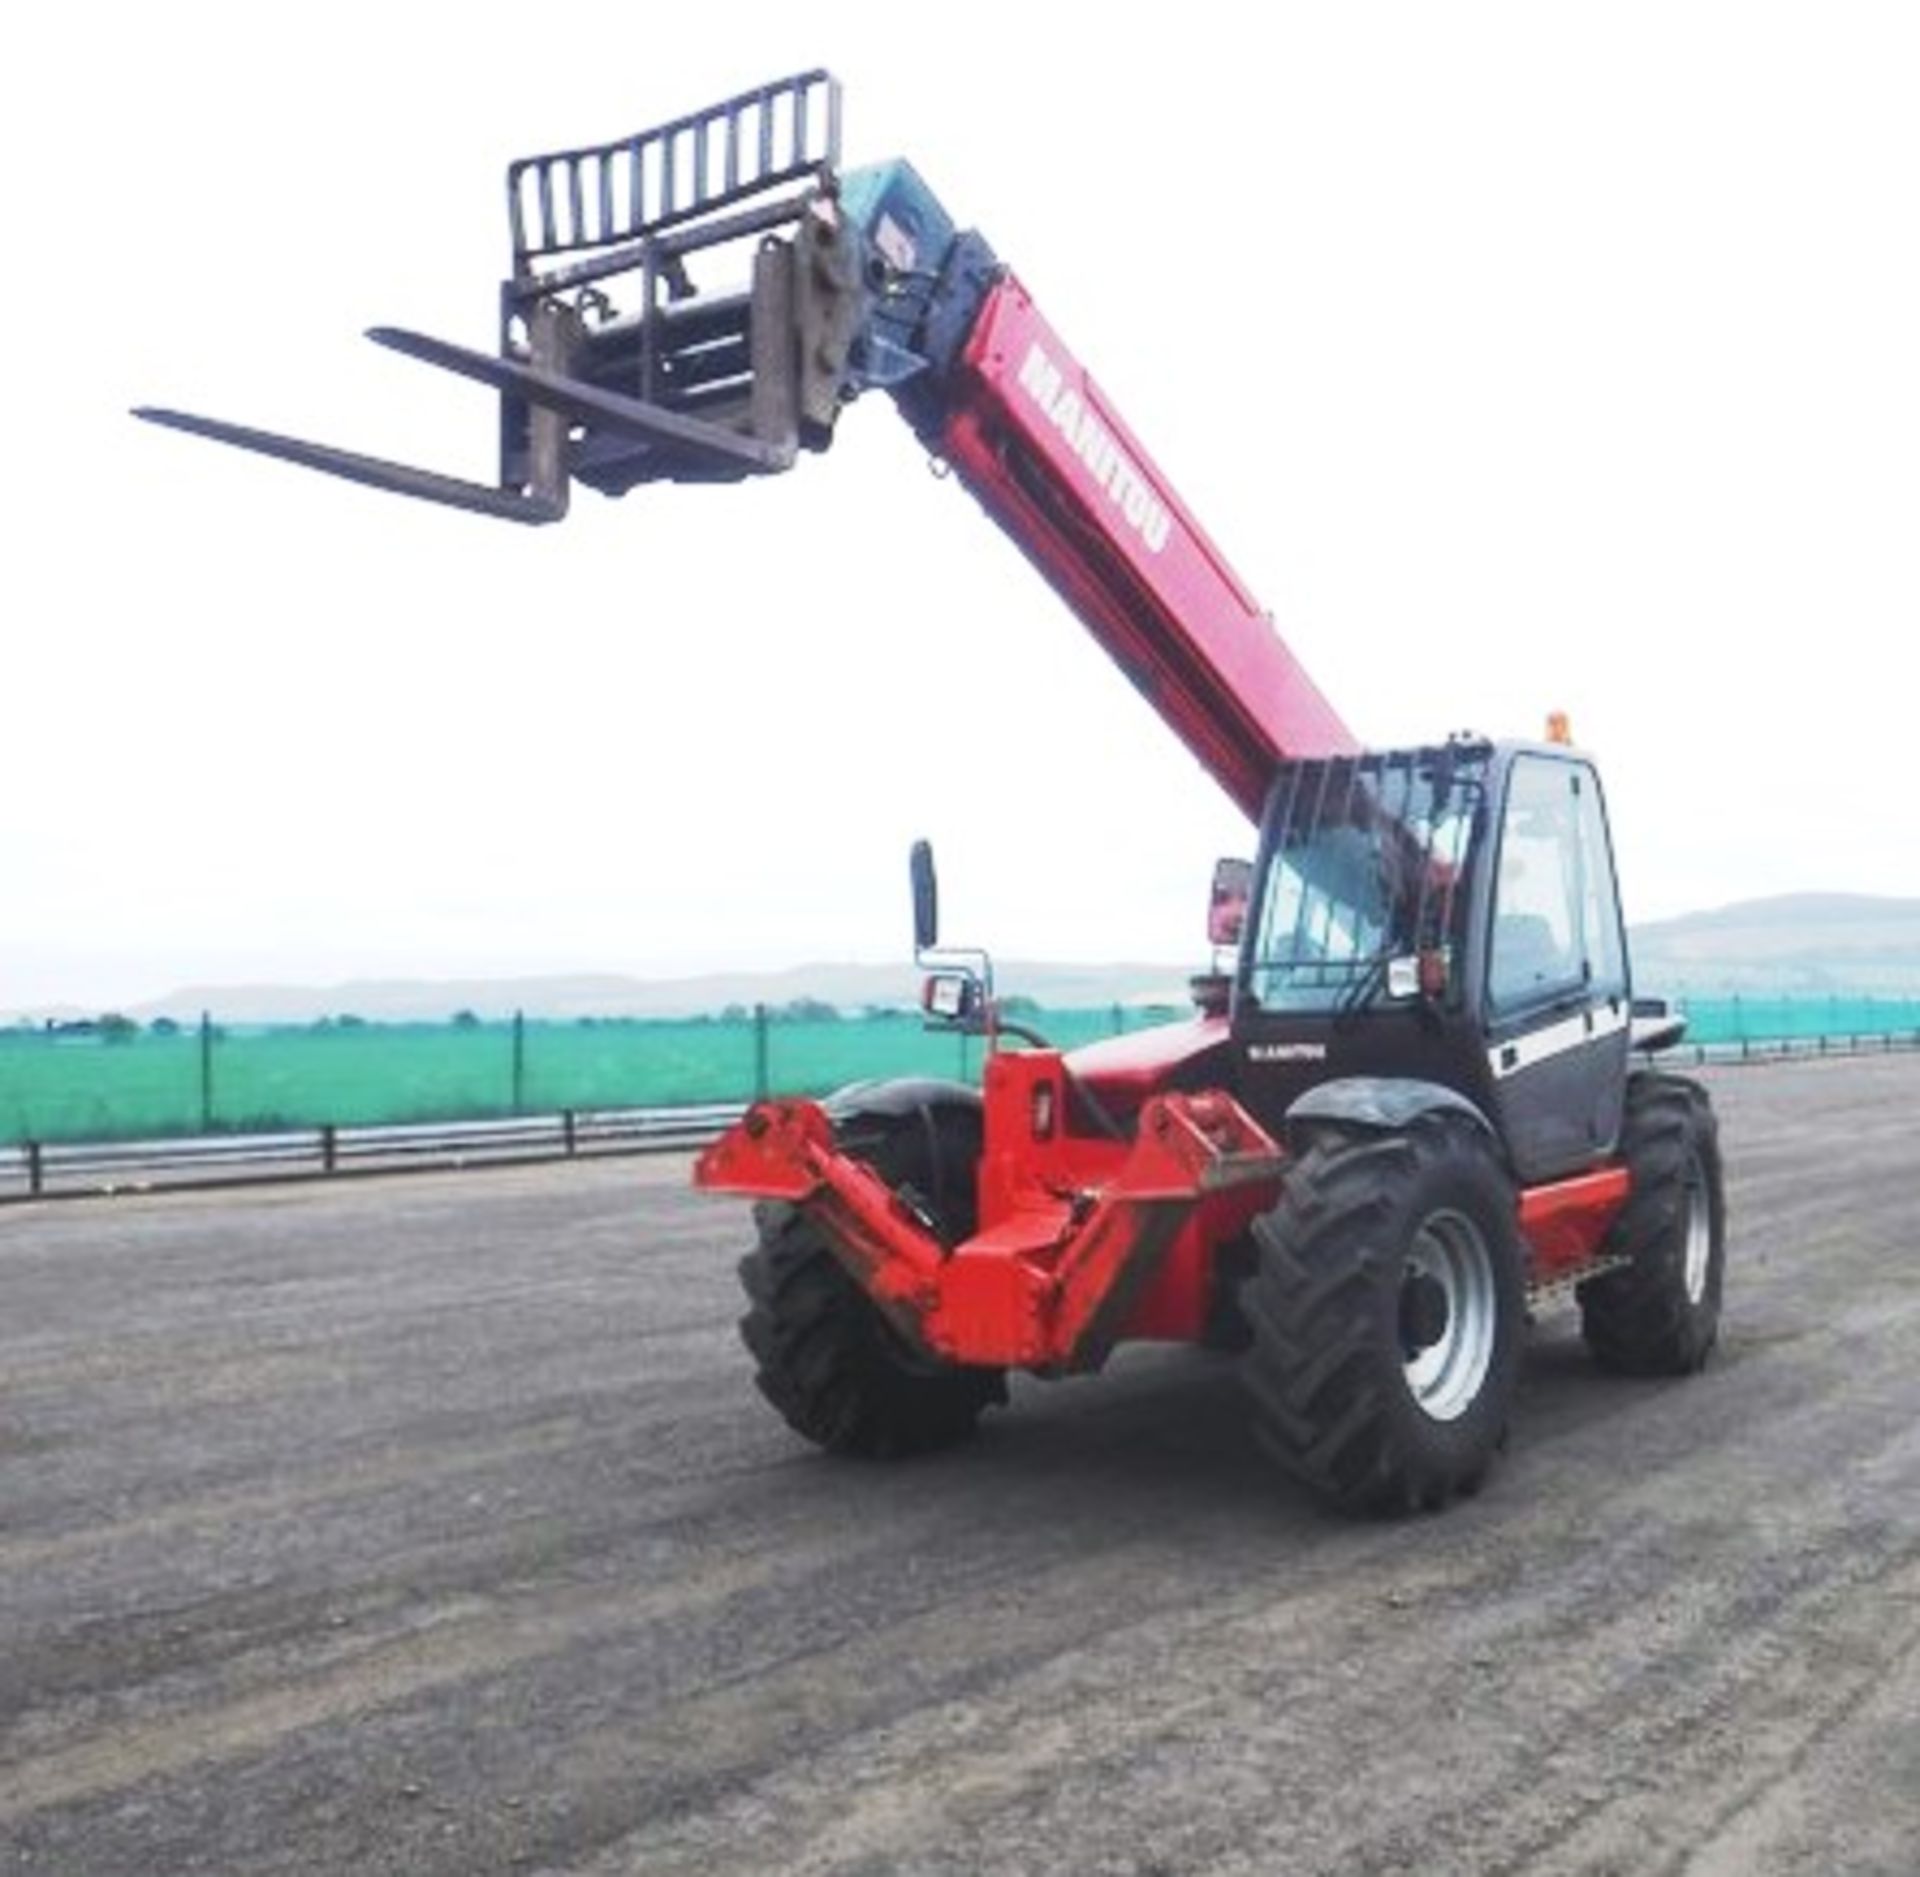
1488,758,1585,1013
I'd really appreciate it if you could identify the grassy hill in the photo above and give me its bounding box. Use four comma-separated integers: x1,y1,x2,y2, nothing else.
1629,894,1920,995
14,894,1918,1028
110,960,1199,1028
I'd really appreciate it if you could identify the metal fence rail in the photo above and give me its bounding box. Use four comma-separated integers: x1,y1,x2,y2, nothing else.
1676,1030,1920,1068
0,1102,744,1202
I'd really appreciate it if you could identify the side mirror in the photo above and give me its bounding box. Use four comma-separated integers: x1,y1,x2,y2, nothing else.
1387,950,1451,1001
1208,857,1253,950
909,839,939,954
921,971,982,1023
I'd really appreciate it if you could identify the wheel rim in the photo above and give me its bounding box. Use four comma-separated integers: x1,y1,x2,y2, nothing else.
1400,1208,1498,1423
1680,1150,1713,1305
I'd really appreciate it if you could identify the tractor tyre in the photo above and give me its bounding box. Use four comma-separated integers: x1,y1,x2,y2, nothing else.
736,1112,1005,1458
1239,1113,1525,1514
1578,1074,1725,1375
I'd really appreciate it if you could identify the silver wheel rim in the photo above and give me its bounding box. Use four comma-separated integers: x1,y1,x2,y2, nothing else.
1401,1208,1498,1423
1681,1151,1712,1305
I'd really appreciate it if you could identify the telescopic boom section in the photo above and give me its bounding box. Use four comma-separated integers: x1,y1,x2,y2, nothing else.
133,70,1356,813
932,278,1356,818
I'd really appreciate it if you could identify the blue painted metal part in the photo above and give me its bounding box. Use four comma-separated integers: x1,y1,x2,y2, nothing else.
840,161,1000,436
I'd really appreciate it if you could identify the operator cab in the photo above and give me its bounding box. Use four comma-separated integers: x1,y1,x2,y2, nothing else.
1233,737,1633,1185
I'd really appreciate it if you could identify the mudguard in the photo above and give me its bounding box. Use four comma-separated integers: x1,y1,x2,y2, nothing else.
821,1078,981,1127
1285,1076,1495,1146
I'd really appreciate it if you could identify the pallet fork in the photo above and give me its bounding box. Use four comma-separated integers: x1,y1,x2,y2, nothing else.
137,72,862,521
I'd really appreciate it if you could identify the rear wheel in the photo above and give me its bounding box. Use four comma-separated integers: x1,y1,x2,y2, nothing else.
1579,1074,1725,1374
736,1110,1005,1457
1239,1113,1525,1514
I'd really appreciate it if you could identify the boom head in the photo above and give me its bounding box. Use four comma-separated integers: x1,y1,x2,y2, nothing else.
136,72,872,523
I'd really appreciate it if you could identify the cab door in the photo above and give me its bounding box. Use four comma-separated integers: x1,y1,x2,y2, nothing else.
1483,754,1632,1184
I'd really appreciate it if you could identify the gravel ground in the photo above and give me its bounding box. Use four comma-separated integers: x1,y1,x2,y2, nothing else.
3,1055,1917,1876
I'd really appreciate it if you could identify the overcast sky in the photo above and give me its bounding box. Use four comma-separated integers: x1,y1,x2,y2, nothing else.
6,3,1918,1012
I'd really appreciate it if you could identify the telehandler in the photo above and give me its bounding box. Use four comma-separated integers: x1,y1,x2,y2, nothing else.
141,72,1724,1511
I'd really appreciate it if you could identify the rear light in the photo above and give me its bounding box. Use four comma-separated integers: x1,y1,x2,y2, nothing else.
1031,1081,1056,1141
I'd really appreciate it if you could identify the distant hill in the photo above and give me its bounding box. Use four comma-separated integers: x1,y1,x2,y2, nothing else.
12,893,1917,1027
1629,893,1920,995
108,959,1201,1027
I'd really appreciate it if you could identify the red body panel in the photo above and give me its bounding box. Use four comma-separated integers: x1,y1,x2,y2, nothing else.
697,1061,1287,1370
973,1041,1279,1350
1062,1013,1231,1116
1518,1165,1633,1278
936,278,1357,821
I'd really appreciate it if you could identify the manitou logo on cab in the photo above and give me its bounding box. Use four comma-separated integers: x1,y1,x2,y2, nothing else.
1016,342,1173,555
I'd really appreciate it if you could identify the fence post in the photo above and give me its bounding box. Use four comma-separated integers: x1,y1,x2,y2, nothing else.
1111,1001,1125,1037
26,1140,43,1198
511,1010,527,1114
753,1004,769,1100
563,1108,578,1156
199,1011,214,1133
320,1124,337,1174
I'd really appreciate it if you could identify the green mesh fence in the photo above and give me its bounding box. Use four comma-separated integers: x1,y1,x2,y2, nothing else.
3,995,1916,1147
0,1006,1178,1146
1678,995,1920,1045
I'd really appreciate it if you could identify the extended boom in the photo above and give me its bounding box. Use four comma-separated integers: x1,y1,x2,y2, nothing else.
137,69,1353,818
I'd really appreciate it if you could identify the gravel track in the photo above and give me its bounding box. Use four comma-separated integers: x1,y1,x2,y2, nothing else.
3,1055,1917,1875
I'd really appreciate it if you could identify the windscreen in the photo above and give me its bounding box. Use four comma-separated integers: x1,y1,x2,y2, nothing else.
1246,749,1486,1014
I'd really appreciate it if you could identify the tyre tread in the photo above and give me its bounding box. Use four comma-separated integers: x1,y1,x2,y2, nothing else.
1239,1113,1523,1514
1579,1074,1725,1375
735,1122,1003,1458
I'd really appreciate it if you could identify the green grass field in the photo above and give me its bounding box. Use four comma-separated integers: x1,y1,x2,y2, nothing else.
3,996,1915,1146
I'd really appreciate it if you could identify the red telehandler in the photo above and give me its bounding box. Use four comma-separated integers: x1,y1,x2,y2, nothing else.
140,72,1725,1512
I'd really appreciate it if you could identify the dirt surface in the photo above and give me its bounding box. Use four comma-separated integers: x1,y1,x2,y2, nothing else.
4,1056,1918,1876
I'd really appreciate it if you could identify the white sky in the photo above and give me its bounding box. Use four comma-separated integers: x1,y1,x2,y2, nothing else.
5,3,1917,1012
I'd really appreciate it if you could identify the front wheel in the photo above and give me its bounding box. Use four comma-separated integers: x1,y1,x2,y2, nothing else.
736,1112,1005,1458
1238,1114,1525,1514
